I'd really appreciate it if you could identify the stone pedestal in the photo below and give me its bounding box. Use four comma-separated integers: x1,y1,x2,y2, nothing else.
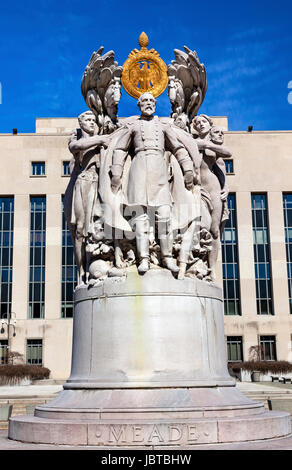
9,270,291,447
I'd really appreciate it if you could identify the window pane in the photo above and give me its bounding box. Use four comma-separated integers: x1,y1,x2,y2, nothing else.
221,195,241,316
283,195,292,313
27,339,43,365
227,336,243,361
32,162,45,176
260,336,276,361
224,160,234,174
252,194,273,315
0,197,14,318
29,196,46,319
61,196,77,318
63,162,70,176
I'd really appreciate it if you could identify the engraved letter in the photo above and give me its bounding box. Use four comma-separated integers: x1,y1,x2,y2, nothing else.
147,424,164,443
187,425,199,442
109,424,127,443
168,425,183,442
132,425,144,443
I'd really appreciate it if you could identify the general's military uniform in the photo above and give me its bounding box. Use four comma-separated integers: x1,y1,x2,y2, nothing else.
111,116,193,271
111,116,193,206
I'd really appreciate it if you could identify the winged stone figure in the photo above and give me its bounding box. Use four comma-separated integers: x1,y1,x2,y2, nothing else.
168,46,207,127
81,47,123,134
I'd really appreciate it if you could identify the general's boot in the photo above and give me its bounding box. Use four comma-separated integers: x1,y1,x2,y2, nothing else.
162,256,179,273
159,231,179,273
138,257,150,274
178,262,187,280
135,219,150,261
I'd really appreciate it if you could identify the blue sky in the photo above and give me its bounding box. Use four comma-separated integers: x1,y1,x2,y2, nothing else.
0,0,291,132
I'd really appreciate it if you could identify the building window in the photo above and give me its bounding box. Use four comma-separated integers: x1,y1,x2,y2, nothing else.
62,161,70,176
260,335,277,361
29,197,46,319
61,197,77,318
251,194,274,315
31,162,46,176
224,159,234,174
0,339,8,364
221,194,241,315
227,336,243,361
0,197,14,318
26,339,43,365
283,194,292,314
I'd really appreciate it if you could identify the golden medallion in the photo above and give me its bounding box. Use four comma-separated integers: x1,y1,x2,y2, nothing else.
121,32,168,99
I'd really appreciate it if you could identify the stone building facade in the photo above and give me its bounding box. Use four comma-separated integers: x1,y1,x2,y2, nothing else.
0,117,291,379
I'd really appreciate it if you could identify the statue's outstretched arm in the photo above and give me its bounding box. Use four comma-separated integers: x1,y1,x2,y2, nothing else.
203,142,232,159
69,134,110,154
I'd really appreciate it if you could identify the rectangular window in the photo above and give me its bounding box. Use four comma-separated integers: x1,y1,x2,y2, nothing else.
283,194,292,314
62,161,70,176
224,159,234,174
0,197,14,318
260,335,277,361
31,162,46,176
251,194,274,315
26,339,43,365
0,339,8,364
221,194,241,315
61,196,77,318
29,197,46,318
227,336,243,361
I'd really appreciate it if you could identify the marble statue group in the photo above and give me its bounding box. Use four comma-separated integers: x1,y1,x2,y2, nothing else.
64,33,233,287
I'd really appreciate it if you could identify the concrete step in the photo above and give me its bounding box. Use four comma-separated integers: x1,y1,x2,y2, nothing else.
0,399,49,419
32,379,66,385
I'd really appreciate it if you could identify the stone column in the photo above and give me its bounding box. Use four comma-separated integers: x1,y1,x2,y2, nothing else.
268,191,291,360
44,194,62,320
10,195,30,357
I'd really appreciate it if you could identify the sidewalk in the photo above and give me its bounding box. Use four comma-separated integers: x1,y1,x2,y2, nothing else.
237,381,292,394
0,383,63,399
0,380,292,399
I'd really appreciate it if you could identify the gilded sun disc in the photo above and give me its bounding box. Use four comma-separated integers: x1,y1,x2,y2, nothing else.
121,34,168,99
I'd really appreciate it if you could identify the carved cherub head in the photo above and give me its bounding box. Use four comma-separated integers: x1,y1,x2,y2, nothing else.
209,126,225,145
137,92,156,117
78,111,98,136
192,114,213,138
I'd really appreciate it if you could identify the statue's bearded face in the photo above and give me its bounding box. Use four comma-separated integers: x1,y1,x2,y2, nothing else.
210,126,224,144
138,93,156,117
79,113,97,135
194,116,211,136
